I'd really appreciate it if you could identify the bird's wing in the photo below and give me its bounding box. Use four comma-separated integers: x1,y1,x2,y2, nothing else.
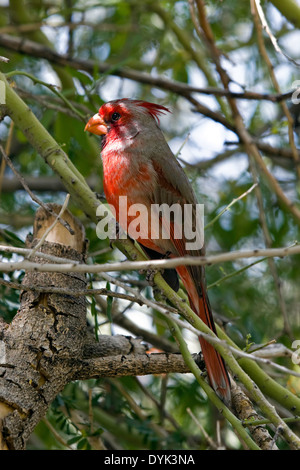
140,147,207,304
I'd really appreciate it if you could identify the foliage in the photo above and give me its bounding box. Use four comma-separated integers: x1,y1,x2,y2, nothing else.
0,0,300,450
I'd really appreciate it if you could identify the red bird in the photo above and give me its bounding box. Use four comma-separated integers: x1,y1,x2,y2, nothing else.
85,99,231,403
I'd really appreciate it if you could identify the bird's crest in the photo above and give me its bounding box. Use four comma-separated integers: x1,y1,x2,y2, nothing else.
111,99,170,124
134,100,170,124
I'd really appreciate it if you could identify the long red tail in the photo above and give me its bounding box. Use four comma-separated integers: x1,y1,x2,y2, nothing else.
195,292,231,404
177,266,231,405
139,236,231,402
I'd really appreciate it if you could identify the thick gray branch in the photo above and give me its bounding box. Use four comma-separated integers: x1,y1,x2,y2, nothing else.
75,350,200,381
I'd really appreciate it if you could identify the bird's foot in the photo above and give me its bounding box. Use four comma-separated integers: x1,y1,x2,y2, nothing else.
145,251,170,284
146,267,160,286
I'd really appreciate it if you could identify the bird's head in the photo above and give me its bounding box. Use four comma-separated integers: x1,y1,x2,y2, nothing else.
84,99,170,142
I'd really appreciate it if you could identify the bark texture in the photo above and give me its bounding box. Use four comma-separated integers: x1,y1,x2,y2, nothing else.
0,204,194,449
0,205,87,450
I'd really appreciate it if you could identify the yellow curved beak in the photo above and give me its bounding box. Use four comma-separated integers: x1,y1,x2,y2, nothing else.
84,114,108,136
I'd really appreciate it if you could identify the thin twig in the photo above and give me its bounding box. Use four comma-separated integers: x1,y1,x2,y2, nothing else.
1,243,300,273
207,257,268,289
250,0,294,337
254,0,300,67
186,407,219,449
249,156,293,337
252,0,300,180
0,34,295,103
42,418,72,450
0,277,145,304
243,416,300,427
205,183,258,230
0,121,14,199
0,244,80,264
5,70,85,121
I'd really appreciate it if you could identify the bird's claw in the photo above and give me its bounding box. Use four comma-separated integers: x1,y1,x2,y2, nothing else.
145,251,171,285
146,267,160,286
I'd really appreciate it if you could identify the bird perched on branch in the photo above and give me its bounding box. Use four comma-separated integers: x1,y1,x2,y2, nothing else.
85,98,231,404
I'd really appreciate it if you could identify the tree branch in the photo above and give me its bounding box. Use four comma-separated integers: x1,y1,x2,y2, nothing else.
74,352,196,380
0,34,295,104
1,243,300,274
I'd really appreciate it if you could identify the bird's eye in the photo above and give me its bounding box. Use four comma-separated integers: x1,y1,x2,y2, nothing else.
111,112,121,122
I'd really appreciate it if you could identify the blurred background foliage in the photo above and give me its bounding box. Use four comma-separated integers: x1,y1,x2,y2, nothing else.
0,0,300,450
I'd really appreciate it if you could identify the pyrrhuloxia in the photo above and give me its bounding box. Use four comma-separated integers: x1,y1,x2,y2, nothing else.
85,99,231,403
